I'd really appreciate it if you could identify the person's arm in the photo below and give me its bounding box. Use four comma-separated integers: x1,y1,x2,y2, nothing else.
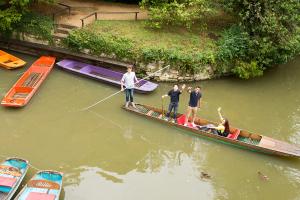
179,84,186,93
198,98,202,108
218,107,224,121
187,87,192,93
121,74,125,91
134,73,138,83
162,90,171,98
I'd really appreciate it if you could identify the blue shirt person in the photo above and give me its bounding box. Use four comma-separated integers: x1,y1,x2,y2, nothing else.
162,84,186,123
184,86,202,127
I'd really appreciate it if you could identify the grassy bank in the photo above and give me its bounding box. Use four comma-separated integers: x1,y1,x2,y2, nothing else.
64,18,234,74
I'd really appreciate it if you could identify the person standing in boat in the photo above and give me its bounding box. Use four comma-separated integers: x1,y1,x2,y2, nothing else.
162,84,186,123
184,86,202,127
121,65,138,108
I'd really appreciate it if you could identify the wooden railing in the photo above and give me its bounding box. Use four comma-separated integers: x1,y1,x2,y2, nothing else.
52,3,71,21
80,12,98,28
80,11,140,28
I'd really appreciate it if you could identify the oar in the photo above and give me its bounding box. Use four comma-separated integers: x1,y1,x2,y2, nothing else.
161,96,165,116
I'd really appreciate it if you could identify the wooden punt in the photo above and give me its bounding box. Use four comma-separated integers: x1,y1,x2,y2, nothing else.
0,157,29,200
56,59,158,93
124,104,300,158
14,170,63,200
1,56,56,107
0,50,26,69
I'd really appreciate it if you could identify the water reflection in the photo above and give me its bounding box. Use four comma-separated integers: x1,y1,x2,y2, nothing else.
64,149,215,200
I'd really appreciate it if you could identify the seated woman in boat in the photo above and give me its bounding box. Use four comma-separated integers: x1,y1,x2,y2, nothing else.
198,107,230,137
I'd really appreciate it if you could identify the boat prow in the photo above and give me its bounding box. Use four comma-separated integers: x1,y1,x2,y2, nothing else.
1,56,56,107
124,104,300,158
0,50,26,69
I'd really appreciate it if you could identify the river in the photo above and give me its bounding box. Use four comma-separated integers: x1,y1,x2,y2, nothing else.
0,51,299,200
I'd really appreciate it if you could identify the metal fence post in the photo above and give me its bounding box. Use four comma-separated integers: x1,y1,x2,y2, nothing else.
135,12,138,21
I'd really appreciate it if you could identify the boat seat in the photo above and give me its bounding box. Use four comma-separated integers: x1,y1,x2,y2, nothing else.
0,165,22,177
146,110,153,116
227,129,240,140
26,192,56,200
177,115,197,129
27,180,60,190
0,176,17,187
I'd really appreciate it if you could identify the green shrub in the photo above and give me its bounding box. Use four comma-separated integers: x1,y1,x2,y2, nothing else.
141,0,214,29
231,61,264,79
64,29,215,74
65,29,135,59
14,12,54,42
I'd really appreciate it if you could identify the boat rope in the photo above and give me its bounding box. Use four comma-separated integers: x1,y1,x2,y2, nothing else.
80,65,170,111
0,154,43,172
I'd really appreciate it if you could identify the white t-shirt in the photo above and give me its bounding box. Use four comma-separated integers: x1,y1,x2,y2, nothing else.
121,72,137,89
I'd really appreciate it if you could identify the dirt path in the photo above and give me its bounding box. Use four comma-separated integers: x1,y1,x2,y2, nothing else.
55,0,148,27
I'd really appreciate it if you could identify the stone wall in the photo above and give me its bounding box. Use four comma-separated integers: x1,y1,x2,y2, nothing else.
5,33,215,82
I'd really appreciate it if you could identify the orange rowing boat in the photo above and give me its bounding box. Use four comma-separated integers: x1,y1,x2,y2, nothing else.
0,50,26,69
1,56,56,107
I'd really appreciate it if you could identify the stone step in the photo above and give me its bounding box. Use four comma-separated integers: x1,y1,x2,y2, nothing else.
55,27,71,35
57,23,78,30
52,33,68,40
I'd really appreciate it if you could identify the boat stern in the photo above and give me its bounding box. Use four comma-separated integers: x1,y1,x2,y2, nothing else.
1,98,26,107
136,81,158,93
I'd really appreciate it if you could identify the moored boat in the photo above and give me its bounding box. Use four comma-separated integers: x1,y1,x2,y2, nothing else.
14,170,63,200
124,104,300,157
0,50,26,69
56,59,158,93
1,56,56,107
0,157,29,200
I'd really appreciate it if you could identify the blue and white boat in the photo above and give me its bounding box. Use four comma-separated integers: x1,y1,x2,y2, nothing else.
14,170,63,200
0,157,29,200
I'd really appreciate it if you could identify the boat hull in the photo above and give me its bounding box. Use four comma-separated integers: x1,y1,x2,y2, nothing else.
124,104,300,158
0,157,29,200
57,59,158,93
14,170,63,200
1,56,56,107
0,50,26,69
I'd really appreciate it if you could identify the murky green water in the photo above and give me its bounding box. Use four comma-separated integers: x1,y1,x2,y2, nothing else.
0,51,299,200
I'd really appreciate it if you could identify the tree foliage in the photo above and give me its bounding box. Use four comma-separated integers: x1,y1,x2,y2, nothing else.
218,0,300,78
141,0,214,29
0,0,54,32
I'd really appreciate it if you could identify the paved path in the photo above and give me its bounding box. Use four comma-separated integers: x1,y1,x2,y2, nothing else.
56,0,148,27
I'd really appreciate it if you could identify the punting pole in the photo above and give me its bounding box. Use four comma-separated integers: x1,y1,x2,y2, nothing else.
161,97,164,116
80,65,170,111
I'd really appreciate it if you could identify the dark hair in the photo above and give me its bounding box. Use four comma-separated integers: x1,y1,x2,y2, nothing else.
196,86,201,89
224,118,230,134
173,84,178,87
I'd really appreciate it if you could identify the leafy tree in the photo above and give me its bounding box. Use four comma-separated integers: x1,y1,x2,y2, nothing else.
0,0,54,32
219,0,300,78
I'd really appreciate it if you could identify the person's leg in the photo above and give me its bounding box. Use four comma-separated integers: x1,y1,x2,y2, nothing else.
130,89,136,108
125,89,130,107
173,103,178,122
166,103,173,119
192,107,198,124
184,106,192,125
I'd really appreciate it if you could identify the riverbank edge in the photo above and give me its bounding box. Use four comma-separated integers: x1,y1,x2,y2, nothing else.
0,33,216,82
